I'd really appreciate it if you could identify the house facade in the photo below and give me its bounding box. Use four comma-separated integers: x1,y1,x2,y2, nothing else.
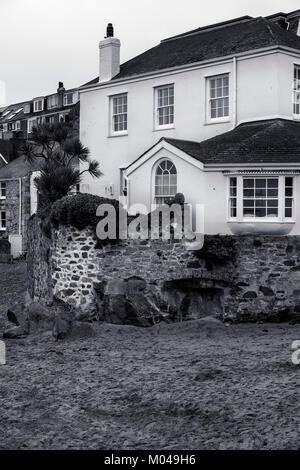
0,82,79,144
79,11,300,235
0,82,80,256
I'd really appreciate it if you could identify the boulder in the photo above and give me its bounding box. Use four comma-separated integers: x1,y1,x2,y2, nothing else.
3,323,29,339
52,316,71,340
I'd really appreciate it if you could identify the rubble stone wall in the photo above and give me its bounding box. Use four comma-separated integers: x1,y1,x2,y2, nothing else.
27,216,300,324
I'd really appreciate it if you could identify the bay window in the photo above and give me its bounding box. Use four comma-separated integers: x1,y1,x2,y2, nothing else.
228,175,294,221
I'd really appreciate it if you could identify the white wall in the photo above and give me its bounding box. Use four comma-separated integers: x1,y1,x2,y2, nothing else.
79,49,300,230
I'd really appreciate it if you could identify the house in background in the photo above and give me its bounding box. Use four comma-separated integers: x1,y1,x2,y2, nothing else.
0,156,40,257
79,10,300,236
0,82,80,257
0,82,79,148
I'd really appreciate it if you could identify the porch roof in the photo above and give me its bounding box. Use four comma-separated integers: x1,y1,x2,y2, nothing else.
163,119,300,166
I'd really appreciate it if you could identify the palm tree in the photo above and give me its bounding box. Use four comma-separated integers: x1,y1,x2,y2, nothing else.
22,122,101,211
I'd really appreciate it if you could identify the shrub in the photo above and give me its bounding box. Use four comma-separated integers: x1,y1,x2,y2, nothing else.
50,193,120,246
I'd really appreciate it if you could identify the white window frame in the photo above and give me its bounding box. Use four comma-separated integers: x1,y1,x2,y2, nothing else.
24,103,31,114
0,181,6,200
293,64,300,118
227,175,295,223
0,211,6,231
16,120,21,130
47,95,58,109
206,73,230,123
33,99,44,112
154,158,177,205
154,84,175,130
63,92,74,106
7,122,16,131
28,118,37,133
110,93,128,136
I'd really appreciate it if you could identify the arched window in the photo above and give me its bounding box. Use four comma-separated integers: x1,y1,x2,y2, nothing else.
154,159,177,204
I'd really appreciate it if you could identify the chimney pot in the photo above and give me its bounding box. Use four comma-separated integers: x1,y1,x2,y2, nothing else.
106,23,114,38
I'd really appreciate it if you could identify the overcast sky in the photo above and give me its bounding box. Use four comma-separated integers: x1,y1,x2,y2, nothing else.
1,0,299,105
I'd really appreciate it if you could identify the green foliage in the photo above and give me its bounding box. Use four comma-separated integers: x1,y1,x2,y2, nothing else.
194,235,237,267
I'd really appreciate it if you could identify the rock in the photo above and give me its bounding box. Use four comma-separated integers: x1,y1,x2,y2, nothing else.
3,323,29,339
52,316,71,340
6,299,29,328
69,321,97,339
27,302,53,331
7,309,19,326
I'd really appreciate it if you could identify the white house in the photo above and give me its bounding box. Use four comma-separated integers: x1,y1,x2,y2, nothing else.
79,11,300,235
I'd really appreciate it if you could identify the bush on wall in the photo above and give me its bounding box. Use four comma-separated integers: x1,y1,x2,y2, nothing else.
50,193,121,246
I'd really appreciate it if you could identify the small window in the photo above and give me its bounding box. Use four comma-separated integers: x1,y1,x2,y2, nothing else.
64,93,74,106
155,84,174,128
0,211,6,230
24,103,31,114
293,65,300,116
7,122,16,131
229,177,237,218
16,121,21,130
28,118,37,133
0,182,6,199
208,74,229,120
111,93,128,134
154,159,177,205
33,99,44,112
285,177,294,218
47,95,58,109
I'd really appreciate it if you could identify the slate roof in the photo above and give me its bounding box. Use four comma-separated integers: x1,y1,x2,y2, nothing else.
0,155,40,179
83,14,300,86
161,119,300,165
115,17,300,80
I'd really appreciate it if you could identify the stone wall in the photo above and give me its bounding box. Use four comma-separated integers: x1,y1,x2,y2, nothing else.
0,174,31,253
27,216,300,324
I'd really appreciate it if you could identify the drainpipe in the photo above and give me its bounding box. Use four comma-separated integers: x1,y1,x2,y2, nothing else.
18,177,22,235
232,56,237,129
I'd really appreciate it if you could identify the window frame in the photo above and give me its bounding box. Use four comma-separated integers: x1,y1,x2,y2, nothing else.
154,158,177,205
0,210,6,231
27,118,37,133
228,175,295,223
33,99,44,113
63,92,74,106
110,93,128,136
47,94,58,109
293,64,300,119
206,73,230,124
154,84,175,130
24,103,31,114
0,181,6,200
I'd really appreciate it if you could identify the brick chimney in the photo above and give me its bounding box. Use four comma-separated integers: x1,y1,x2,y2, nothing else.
99,23,120,83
